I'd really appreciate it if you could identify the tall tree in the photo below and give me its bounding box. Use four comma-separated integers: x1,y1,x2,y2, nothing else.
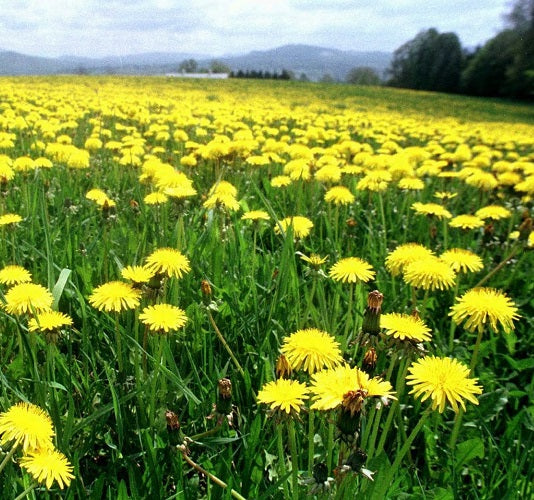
387,28,463,93
346,66,381,85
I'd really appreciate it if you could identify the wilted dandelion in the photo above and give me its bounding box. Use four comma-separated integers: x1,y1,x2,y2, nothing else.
310,365,395,411
407,356,482,413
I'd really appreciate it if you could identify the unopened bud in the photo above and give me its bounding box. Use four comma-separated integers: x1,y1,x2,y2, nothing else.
519,217,532,241
362,291,383,335
276,354,292,379
363,348,377,372
216,378,233,416
165,410,180,432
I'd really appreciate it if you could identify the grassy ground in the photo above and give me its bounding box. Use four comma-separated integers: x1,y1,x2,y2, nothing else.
0,76,533,499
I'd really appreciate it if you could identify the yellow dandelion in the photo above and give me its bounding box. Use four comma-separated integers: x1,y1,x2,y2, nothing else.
0,213,23,226
20,448,75,489
403,256,456,291
324,186,355,205
434,191,458,201
475,205,512,220
145,247,191,279
398,177,425,190
329,257,375,283
411,202,452,219
271,175,292,188
407,356,482,413
3,283,53,315
299,253,328,268
28,311,73,332
440,248,484,274
139,303,188,333
385,243,434,276
0,265,32,285
241,210,270,221
275,216,314,239
120,265,154,284
449,215,485,230
0,402,54,452
257,379,309,415
281,328,343,374
449,287,520,333
310,364,395,411
381,313,432,342
88,281,141,312
144,192,169,205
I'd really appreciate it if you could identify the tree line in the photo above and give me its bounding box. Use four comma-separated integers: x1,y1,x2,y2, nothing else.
386,0,533,98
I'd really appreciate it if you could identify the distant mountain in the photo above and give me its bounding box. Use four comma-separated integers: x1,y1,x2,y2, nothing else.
218,44,392,81
0,45,391,81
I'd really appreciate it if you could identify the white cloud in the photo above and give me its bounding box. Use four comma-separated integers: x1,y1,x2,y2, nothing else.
0,0,511,57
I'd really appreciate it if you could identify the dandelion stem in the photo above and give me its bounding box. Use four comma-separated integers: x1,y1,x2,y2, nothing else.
326,417,335,474
13,483,36,500
308,409,315,475
207,308,245,378
473,244,520,288
114,313,123,372
178,445,246,500
0,445,18,475
277,425,291,499
287,419,300,500
372,407,432,499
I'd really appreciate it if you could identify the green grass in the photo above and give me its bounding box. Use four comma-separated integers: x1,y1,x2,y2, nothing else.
0,76,533,499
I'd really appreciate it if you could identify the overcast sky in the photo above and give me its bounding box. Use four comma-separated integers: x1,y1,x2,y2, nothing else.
0,0,512,58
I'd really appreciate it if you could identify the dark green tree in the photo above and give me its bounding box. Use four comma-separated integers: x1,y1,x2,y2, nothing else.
387,28,463,93
209,60,231,74
345,66,381,85
178,59,198,73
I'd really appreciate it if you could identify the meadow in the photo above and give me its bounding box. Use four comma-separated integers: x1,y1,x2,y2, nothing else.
0,76,533,499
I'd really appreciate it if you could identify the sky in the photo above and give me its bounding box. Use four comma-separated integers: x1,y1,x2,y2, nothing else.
0,0,513,59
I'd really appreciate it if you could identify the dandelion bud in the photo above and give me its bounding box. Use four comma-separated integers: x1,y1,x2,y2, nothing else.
363,348,377,372
362,290,383,335
216,378,233,416
201,279,212,297
519,217,532,241
165,410,180,432
336,404,360,440
342,389,368,417
346,217,357,228
275,354,292,379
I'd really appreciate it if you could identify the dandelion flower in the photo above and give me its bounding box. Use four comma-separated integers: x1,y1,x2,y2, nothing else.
241,210,270,221
406,356,482,413
300,253,328,268
121,265,154,284
381,313,432,342
449,215,484,230
271,175,292,188
20,448,74,489
475,205,511,220
4,283,53,315
0,265,32,285
329,257,375,284
0,402,54,452
434,191,457,201
139,303,188,333
28,311,73,332
275,216,314,239
145,247,191,279
449,287,519,333
310,365,395,411
144,192,168,205
385,243,434,276
0,213,23,226
257,379,309,414
403,256,456,291
89,281,141,312
411,202,452,219
281,328,343,374
398,177,424,190
440,248,483,274
324,186,355,205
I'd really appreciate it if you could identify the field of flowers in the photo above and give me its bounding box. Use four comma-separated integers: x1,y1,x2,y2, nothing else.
0,76,533,499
